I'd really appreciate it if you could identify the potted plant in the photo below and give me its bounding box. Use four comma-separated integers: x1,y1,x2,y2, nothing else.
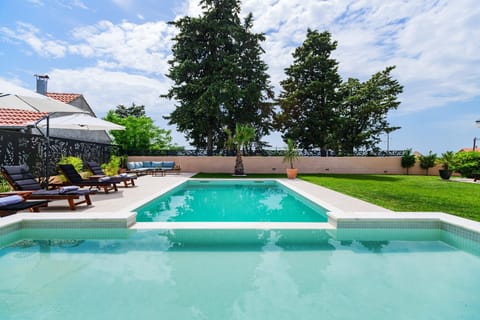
437,151,455,180
283,139,300,179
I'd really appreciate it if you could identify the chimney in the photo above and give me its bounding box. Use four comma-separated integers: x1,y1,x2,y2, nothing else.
34,74,49,95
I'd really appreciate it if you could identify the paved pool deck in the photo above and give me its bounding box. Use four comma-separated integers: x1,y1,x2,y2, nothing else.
3,173,480,241
31,173,391,214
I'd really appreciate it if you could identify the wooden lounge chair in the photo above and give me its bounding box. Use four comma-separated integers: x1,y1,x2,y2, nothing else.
85,161,137,187
0,194,48,217
1,165,94,210
58,164,118,194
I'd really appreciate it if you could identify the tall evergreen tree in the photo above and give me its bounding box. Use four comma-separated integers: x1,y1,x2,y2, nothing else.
163,0,273,155
276,30,403,154
275,29,342,151
336,67,403,154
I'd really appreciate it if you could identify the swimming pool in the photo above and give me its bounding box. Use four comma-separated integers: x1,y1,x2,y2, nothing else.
1,228,479,320
134,180,329,223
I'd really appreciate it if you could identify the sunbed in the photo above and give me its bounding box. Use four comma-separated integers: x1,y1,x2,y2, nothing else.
58,164,118,194
0,194,48,217
85,161,137,187
1,165,94,210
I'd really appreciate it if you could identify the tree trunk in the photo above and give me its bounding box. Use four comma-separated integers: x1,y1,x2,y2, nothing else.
234,147,244,175
207,132,213,156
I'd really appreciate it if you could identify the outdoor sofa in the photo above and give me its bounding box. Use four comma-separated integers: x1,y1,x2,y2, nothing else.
126,161,179,176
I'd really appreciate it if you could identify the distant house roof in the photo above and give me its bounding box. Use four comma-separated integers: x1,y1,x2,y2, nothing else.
45,92,96,116
45,92,81,104
0,108,48,128
459,148,475,152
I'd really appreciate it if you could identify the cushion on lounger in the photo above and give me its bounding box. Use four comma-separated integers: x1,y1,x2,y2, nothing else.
0,195,23,207
59,186,80,194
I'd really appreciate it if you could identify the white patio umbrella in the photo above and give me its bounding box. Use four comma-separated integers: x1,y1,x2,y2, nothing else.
0,94,86,113
37,113,125,131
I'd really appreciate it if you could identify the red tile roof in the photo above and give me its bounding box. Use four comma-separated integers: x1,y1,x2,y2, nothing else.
46,92,81,104
0,108,48,127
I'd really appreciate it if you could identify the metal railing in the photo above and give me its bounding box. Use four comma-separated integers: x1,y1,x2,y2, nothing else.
0,130,118,178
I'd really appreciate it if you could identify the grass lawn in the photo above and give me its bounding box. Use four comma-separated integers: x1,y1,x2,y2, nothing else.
192,173,480,222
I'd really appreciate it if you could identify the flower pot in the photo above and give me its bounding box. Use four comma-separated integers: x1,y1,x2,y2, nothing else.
439,169,452,180
286,168,298,179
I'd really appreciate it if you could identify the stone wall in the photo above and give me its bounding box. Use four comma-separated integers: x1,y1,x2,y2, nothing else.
128,156,443,176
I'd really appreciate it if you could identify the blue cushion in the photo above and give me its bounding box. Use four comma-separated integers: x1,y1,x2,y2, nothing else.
162,161,175,169
127,162,136,170
0,195,23,206
152,161,163,168
135,162,143,168
142,161,152,168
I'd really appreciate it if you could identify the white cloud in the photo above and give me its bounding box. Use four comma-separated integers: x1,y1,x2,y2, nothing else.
181,0,480,114
47,67,173,115
47,67,186,144
0,22,67,58
68,20,175,75
27,0,44,6
56,0,88,10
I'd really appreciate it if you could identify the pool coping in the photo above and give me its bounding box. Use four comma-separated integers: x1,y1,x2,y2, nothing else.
1,177,480,244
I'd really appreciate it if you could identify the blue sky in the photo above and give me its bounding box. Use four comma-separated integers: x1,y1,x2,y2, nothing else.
1,0,479,154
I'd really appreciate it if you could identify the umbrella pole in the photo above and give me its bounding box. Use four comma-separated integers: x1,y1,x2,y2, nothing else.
45,115,50,190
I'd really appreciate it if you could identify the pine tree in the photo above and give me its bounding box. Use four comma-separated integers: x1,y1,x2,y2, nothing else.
163,0,273,155
336,67,403,154
275,29,342,152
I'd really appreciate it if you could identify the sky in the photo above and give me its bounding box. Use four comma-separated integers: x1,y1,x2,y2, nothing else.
0,0,479,154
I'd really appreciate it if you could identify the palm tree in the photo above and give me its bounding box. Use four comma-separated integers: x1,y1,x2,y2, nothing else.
233,124,255,175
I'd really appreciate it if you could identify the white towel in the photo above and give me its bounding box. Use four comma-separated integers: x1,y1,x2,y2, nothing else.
0,195,23,206
98,177,111,182
59,186,80,193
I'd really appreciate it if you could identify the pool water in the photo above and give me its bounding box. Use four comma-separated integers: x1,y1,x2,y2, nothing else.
135,180,329,222
1,228,480,320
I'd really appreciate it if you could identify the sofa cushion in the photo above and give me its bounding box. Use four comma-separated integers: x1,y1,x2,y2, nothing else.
135,162,143,168
127,162,136,170
162,161,175,169
142,161,152,168
152,161,163,168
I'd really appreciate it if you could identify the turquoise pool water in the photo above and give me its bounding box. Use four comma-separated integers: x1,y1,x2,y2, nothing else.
1,228,480,320
135,180,329,222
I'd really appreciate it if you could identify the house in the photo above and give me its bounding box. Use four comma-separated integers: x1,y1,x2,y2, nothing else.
34,75,112,144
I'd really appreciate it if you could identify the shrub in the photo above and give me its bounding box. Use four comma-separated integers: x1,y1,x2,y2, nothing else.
452,151,480,177
401,149,416,175
101,155,121,176
0,177,11,192
418,151,437,175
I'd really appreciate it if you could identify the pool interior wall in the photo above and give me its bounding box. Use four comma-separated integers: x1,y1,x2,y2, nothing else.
133,179,330,223
1,228,480,320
